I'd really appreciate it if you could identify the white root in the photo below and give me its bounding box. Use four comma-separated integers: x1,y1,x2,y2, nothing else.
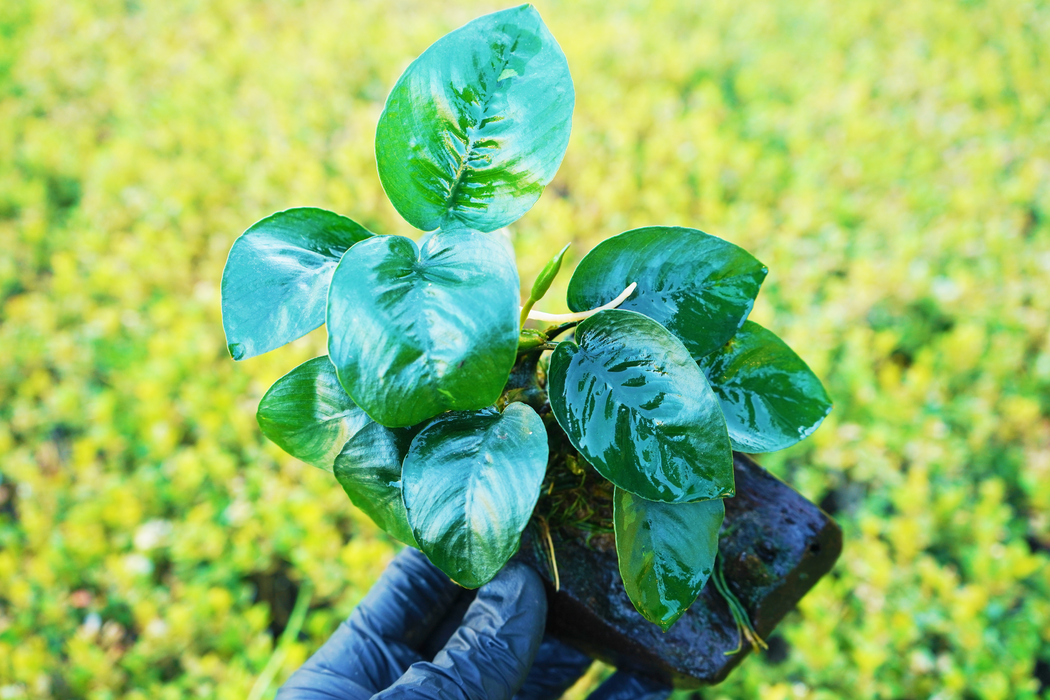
525,282,637,323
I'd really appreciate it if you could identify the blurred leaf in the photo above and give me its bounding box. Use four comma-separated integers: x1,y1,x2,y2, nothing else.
326,228,520,428
402,403,548,587
375,5,574,232
566,227,767,359
221,208,373,360
548,309,734,503
334,422,418,547
698,321,832,453
256,356,371,471
614,487,724,631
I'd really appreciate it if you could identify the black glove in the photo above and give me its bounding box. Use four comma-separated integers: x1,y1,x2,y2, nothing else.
276,547,670,700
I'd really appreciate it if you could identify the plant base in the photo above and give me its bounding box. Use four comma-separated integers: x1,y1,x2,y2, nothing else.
518,453,842,687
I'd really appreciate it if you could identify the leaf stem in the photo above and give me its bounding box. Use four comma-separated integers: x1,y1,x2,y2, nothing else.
519,298,538,327
247,579,314,700
524,282,637,323
544,320,578,340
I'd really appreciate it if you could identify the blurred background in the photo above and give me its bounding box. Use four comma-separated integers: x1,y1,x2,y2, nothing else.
1,0,1049,697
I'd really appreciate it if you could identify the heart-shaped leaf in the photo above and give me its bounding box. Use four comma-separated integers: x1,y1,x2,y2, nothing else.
222,208,373,360
327,228,520,428
334,422,418,547
256,356,372,471
614,487,724,631
375,5,574,233
402,403,548,588
548,309,734,503
566,227,767,360
697,321,832,453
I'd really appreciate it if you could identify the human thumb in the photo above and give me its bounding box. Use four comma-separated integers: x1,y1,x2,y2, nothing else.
373,561,548,700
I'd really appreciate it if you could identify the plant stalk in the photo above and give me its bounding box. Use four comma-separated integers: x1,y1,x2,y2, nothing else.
247,580,314,700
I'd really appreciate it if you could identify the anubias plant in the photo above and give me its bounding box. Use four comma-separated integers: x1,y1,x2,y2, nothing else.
221,5,831,631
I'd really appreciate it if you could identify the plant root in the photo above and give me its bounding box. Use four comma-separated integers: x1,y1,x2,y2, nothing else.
712,552,767,655
536,515,561,591
525,282,637,323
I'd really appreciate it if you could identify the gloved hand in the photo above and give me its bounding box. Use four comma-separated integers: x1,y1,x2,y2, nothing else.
276,547,670,700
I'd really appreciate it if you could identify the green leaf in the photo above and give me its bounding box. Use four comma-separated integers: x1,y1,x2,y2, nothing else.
548,309,734,503
256,356,418,544
402,403,548,588
334,422,418,547
614,487,724,631
256,356,371,471
697,321,832,452
221,208,373,360
530,243,571,302
375,5,574,233
327,228,520,428
566,226,767,360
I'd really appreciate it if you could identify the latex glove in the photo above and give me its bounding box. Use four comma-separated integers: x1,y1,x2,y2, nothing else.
276,547,670,700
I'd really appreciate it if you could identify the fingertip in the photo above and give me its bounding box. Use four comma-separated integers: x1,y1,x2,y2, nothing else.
513,635,592,700
478,560,548,629
391,546,451,588
353,546,462,649
374,561,550,700
447,560,547,667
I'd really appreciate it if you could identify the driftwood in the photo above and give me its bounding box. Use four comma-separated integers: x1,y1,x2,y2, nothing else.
519,453,842,687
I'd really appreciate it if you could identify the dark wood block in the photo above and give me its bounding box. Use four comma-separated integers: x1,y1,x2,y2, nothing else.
518,453,842,687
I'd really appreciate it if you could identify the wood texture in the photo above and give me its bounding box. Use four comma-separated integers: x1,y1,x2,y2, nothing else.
519,453,842,687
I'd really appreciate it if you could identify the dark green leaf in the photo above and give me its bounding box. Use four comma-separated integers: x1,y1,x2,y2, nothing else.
256,356,371,471
530,243,571,302
614,487,724,631
402,404,548,588
334,422,418,547
327,228,520,428
256,356,418,544
548,309,734,503
697,321,832,452
375,5,574,232
221,208,373,360
566,226,767,359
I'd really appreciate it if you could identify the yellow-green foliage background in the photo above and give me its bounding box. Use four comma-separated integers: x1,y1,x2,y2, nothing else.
2,0,1049,697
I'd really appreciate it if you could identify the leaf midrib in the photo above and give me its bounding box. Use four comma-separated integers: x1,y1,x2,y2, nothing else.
439,29,523,221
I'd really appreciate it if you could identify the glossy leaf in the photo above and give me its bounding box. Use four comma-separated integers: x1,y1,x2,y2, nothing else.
327,228,520,428
697,321,832,452
221,208,373,360
614,487,724,631
256,356,371,471
548,309,734,503
375,5,574,233
402,404,548,588
566,226,767,360
256,357,418,544
334,422,418,547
